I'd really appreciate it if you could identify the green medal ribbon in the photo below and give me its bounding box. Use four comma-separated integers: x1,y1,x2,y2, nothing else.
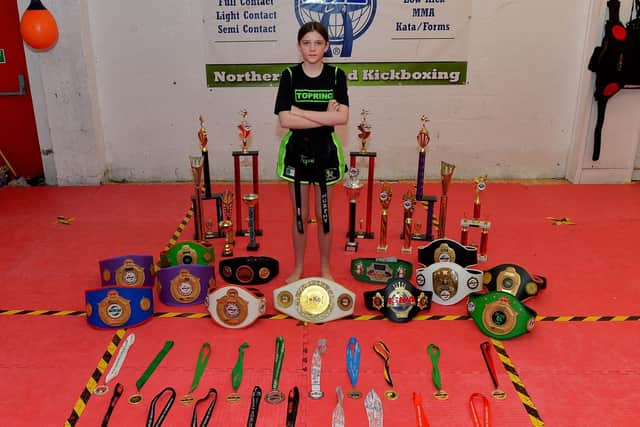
271,336,285,391
231,342,249,391
136,340,174,392
427,343,443,391
188,343,212,394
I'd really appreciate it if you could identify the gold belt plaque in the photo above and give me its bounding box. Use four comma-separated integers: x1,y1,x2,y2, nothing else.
296,280,335,321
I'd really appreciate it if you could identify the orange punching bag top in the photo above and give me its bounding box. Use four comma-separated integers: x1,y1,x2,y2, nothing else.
20,0,59,51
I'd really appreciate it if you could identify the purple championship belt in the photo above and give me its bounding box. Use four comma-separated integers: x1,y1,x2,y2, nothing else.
99,254,155,287
85,287,154,329
157,264,215,306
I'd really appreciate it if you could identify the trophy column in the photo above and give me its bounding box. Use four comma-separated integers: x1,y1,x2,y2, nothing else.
377,182,392,252
243,193,260,251
344,167,363,252
233,110,262,237
348,110,375,239
189,155,205,242
400,188,416,254
413,115,437,241
196,116,224,239
437,161,456,239
460,176,491,262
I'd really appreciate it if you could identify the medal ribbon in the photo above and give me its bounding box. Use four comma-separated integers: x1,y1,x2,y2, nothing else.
146,387,176,427
100,383,123,427
105,333,135,384
427,344,443,391
188,343,212,394
136,341,174,393
331,387,345,427
270,336,285,391
364,389,383,427
469,393,491,427
346,337,361,388
246,386,262,427
373,341,394,387
231,342,249,391
310,339,327,395
285,386,300,427
190,388,218,427
480,341,499,389
412,392,431,427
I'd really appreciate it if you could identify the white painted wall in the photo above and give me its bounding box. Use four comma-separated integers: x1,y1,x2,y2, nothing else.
22,0,640,184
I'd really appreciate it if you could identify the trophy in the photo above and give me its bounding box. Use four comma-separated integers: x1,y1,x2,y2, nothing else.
437,161,456,239
233,110,262,237
377,182,392,252
189,155,205,242
344,167,364,252
220,190,234,256
411,115,437,241
242,193,259,251
461,176,491,262
401,188,416,254
196,116,225,239
348,109,376,239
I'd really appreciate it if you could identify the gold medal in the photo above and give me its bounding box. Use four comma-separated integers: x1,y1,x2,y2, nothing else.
180,394,195,405
128,393,143,405
265,390,285,405
347,389,362,399
384,390,398,400
94,384,109,395
491,389,507,400
226,392,241,403
434,390,449,400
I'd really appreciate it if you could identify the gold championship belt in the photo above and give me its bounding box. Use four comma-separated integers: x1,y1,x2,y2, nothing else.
483,264,547,301
273,277,356,324
415,262,483,306
205,286,266,329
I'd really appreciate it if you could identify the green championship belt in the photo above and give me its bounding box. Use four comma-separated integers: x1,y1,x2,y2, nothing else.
467,291,537,340
350,257,412,284
159,241,214,267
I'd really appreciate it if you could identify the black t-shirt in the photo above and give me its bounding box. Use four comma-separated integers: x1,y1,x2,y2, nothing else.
274,63,349,135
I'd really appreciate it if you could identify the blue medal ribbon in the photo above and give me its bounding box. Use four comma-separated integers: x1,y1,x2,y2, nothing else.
346,337,361,388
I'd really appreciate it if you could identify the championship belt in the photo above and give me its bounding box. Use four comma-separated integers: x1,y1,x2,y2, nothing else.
350,257,412,284
273,277,356,324
85,287,154,329
157,264,215,306
363,278,432,323
99,254,155,287
483,264,547,301
415,262,483,306
219,256,279,285
205,286,266,329
467,291,537,340
159,241,214,267
417,238,478,267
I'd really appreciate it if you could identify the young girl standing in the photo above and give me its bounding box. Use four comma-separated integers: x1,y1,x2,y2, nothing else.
274,21,350,283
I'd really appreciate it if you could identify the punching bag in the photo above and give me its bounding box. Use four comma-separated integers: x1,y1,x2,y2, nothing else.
20,0,59,51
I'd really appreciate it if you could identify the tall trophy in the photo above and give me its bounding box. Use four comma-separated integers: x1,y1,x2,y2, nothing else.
348,110,376,239
233,110,262,237
437,161,456,239
220,190,234,257
460,175,491,262
413,115,437,241
242,193,259,251
197,116,224,239
344,167,363,252
189,155,205,242
377,182,392,252
400,188,416,254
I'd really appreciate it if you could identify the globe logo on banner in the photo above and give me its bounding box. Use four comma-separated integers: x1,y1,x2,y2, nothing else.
295,0,377,58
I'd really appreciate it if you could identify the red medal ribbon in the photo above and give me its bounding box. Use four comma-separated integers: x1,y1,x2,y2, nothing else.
469,393,491,427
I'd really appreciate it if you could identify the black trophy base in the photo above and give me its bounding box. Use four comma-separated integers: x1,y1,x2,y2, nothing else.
246,242,260,251
204,230,225,239
410,232,432,241
236,228,263,237
345,231,374,239
345,241,358,252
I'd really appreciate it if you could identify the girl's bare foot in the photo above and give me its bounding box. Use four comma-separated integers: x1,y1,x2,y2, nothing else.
285,268,303,284
320,268,334,282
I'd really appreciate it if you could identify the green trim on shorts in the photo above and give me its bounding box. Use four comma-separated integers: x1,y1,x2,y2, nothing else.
276,131,345,185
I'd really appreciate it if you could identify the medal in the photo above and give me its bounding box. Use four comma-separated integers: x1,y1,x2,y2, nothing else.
331,387,345,427
190,388,218,427
246,386,262,427
265,336,285,404
309,339,327,399
95,332,135,396
427,344,448,400
181,342,212,405
365,389,383,427
469,393,491,427
227,342,249,402
480,341,507,400
373,341,398,400
128,340,174,405
346,337,362,399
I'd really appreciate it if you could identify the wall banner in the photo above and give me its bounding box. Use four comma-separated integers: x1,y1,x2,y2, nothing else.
204,0,471,87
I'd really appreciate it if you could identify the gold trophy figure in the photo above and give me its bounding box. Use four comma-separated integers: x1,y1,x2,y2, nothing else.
358,109,372,153
377,182,392,252
190,155,205,241
238,109,252,154
242,193,259,251
473,175,488,219
401,188,416,254
437,162,456,239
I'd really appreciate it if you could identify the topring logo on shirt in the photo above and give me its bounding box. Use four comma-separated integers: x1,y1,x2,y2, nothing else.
294,89,334,103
